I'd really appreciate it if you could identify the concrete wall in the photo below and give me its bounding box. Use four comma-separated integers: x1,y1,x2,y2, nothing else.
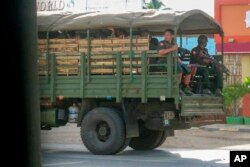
241,54,250,82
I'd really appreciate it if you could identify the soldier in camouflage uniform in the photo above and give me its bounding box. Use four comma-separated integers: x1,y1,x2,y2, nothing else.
158,29,193,95
190,35,223,96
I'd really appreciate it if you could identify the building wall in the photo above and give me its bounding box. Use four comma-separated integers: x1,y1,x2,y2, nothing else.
221,4,250,36
223,54,250,84
242,94,250,117
215,0,250,43
215,0,250,83
215,0,250,117
223,55,242,85
241,54,250,81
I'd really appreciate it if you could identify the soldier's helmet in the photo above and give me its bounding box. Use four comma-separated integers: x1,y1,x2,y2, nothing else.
198,35,208,44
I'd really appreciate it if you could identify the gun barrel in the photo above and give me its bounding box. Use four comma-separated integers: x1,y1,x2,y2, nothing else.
188,64,206,68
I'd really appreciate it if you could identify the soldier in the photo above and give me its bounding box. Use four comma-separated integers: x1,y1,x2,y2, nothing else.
190,35,223,96
158,29,193,95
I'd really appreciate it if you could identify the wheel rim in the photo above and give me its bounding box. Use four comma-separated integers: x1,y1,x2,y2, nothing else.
96,121,111,142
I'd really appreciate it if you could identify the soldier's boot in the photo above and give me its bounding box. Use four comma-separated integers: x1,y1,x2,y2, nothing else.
182,85,193,96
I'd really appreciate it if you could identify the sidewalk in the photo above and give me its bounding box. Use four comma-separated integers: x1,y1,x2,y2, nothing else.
200,124,250,132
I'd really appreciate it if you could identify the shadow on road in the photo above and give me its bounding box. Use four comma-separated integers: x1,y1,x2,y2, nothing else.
42,146,228,167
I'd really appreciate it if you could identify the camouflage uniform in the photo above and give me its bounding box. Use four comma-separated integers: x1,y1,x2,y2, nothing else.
157,40,189,74
190,46,223,90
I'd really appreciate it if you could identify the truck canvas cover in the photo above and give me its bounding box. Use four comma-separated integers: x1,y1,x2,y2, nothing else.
37,9,223,35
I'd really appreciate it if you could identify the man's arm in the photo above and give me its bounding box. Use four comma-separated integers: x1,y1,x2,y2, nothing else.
203,58,211,64
158,44,178,55
191,48,210,65
200,49,212,64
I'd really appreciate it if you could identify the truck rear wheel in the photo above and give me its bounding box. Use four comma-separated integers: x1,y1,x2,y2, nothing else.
115,138,131,154
153,130,168,148
81,107,126,155
129,127,165,150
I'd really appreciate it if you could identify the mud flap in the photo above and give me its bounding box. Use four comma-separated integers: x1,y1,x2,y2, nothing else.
181,95,225,116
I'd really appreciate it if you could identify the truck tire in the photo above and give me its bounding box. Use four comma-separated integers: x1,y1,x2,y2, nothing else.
153,130,168,148
129,128,164,150
114,138,131,154
81,107,126,155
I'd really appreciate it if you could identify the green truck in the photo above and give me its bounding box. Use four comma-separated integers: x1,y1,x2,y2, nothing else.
38,10,225,155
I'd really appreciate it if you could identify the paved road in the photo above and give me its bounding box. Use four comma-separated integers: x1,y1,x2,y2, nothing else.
41,124,250,167
41,124,250,149
41,144,235,167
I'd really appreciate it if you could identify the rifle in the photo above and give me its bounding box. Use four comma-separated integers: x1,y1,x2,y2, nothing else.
180,64,206,74
199,50,230,75
188,64,206,68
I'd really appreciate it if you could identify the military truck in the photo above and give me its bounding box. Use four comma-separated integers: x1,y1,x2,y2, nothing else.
38,10,225,155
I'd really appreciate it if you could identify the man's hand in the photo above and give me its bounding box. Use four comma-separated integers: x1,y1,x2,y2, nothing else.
171,44,178,51
203,58,211,64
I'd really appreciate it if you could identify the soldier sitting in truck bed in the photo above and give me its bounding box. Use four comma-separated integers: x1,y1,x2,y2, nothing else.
190,35,223,96
158,29,193,95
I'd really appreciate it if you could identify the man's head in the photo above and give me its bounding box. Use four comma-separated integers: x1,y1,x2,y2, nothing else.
164,29,174,42
198,35,208,49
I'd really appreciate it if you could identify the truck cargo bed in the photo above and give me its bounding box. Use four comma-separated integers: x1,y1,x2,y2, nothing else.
181,95,224,116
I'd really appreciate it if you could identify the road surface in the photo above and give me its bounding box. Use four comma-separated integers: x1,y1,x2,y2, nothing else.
41,124,250,167
42,143,236,167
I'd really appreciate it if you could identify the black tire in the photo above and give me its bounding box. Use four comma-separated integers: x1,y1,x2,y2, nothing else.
129,127,164,150
153,130,168,148
81,107,125,155
114,138,131,154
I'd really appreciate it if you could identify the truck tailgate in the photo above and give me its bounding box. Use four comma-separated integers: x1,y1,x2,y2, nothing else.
181,95,224,116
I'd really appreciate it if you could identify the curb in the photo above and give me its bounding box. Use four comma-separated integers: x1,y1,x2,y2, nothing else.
200,125,250,132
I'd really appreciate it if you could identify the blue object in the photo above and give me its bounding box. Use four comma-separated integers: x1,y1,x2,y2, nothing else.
156,36,216,55
106,96,112,100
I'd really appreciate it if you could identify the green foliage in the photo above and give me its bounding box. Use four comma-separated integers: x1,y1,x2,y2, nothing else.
145,0,165,9
223,77,250,116
244,77,250,87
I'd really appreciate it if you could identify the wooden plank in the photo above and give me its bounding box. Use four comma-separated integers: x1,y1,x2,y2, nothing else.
91,61,115,66
57,68,79,75
113,47,136,51
91,69,114,74
79,39,88,45
38,45,47,49
37,36,152,76
56,56,80,59
137,46,149,51
49,44,78,48
113,39,131,44
65,39,77,43
92,39,112,44
56,61,79,65
38,39,47,45
137,38,149,43
92,47,113,52
53,52,80,56
79,48,88,52
49,39,66,44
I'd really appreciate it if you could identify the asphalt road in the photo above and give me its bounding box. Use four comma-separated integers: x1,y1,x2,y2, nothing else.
42,144,231,167
41,124,250,167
